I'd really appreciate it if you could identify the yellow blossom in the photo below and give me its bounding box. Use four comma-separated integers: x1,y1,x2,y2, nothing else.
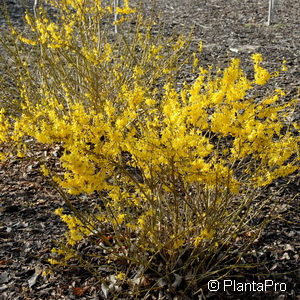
116,272,126,280
40,165,50,176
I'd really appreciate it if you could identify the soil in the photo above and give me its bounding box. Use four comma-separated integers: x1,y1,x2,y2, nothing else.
0,0,299,299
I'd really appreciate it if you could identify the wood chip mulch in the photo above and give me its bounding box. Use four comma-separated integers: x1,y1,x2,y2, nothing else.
0,0,299,299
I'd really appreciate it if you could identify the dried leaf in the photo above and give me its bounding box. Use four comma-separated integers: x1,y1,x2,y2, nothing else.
0,271,10,284
270,263,278,271
28,267,41,288
73,287,87,296
172,273,182,288
101,283,109,299
283,244,295,252
280,252,290,260
0,260,8,266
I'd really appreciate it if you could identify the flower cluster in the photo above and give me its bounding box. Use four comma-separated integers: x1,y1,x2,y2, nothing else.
0,0,299,294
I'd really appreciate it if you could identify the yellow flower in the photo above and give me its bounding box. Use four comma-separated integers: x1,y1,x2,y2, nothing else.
171,235,185,249
194,229,215,246
48,259,60,265
116,7,136,15
0,152,7,161
54,208,64,216
281,59,288,71
145,98,156,106
172,37,186,51
116,272,126,280
19,36,37,46
113,213,126,225
40,165,50,176
137,216,146,228
252,53,271,85
254,66,271,85
251,53,263,63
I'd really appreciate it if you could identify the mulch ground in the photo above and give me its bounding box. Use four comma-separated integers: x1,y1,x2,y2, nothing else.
0,0,299,299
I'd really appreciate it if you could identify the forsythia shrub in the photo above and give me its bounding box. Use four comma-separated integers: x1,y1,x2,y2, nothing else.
0,0,299,297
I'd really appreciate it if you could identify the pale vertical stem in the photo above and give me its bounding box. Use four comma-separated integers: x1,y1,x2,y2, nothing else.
33,0,38,18
271,0,276,10
267,0,272,26
267,0,276,26
114,0,119,34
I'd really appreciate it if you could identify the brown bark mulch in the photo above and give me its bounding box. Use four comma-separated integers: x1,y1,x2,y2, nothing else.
0,0,299,299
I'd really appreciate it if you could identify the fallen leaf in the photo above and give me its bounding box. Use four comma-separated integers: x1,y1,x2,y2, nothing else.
172,273,182,288
283,244,295,252
0,271,10,284
101,283,109,299
270,263,278,271
280,252,290,260
28,267,42,288
73,287,87,296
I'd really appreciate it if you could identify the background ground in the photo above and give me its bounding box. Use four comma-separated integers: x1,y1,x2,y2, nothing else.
0,0,299,299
